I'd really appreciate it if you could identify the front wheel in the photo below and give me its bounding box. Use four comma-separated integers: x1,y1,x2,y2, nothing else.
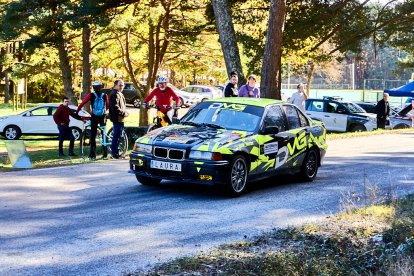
4,125,21,140
107,127,128,156
223,155,248,197
300,149,318,181
136,175,161,186
70,127,82,141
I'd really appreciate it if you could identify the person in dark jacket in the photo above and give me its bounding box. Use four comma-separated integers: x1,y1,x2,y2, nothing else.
376,93,390,129
109,79,129,159
53,97,79,157
77,80,109,159
224,71,238,97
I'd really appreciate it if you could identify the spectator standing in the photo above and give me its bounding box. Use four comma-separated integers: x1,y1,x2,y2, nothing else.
143,76,180,124
288,83,308,112
376,92,390,129
76,81,109,160
224,71,238,97
238,74,260,98
53,97,79,157
109,80,129,159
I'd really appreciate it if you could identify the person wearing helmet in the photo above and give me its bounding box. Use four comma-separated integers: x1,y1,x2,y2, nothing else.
143,76,181,124
77,80,109,160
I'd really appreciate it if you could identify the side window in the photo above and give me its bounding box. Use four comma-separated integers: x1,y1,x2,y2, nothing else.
327,102,339,113
298,110,309,127
283,105,301,129
263,105,287,132
307,100,324,112
31,107,49,116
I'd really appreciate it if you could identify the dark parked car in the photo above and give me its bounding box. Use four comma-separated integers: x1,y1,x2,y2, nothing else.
102,82,142,108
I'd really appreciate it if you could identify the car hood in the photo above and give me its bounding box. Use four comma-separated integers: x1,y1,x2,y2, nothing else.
136,124,253,149
353,112,376,119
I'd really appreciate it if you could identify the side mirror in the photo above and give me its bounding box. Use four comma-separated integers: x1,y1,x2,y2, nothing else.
260,126,279,135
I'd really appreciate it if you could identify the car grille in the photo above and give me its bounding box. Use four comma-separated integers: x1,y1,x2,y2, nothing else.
153,147,185,160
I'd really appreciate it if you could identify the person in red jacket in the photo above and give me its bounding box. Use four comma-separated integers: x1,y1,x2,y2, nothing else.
53,97,79,157
143,76,181,124
77,81,109,159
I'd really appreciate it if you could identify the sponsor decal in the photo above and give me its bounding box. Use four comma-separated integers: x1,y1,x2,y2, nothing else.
164,136,193,143
264,142,278,155
208,102,247,112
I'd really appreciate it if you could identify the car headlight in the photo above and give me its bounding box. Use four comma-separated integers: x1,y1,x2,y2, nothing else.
134,143,152,154
189,150,223,160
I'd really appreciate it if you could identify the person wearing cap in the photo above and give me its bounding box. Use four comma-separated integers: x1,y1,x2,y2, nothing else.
143,76,181,124
77,80,109,160
288,83,308,112
238,74,260,98
224,71,239,97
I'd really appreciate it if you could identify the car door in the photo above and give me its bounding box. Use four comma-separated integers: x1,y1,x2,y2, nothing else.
22,106,57,134
305,100,330,128
255,105,292,175
282,105,309,168
330,103,348,132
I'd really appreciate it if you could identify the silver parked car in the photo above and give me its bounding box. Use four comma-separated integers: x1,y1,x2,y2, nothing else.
181,85,223,101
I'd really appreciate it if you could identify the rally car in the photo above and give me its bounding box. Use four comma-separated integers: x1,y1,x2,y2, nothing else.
129,98,328,196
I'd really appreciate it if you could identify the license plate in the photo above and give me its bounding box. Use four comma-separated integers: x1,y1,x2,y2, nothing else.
150,160,182,172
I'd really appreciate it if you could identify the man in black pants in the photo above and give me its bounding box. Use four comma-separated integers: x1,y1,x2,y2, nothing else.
53,97,79,157
376,92,390,129
77,81,109,159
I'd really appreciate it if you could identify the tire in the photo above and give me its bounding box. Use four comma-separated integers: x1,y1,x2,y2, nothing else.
80,126,99,159
146,123,159,133
133,97,141,108
201,98,208,102
70,127,82,141
107,127,128,156
179,97,186,107
393,124,408,129
136,175,161,186
4,125,21,140
300,149,318,181
223,155,248,197
350,124,366,132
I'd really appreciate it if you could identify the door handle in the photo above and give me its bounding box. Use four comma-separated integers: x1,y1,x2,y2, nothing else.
324,115,330,117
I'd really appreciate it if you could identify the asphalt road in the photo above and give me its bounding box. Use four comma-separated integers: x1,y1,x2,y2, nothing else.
1,132,414,275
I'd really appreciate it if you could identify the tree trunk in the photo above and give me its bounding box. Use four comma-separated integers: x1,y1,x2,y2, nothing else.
82,26,92,100
5,72,9,104
260,0,286,99
306,62,315,96
211,0,245,85
56,40,75,103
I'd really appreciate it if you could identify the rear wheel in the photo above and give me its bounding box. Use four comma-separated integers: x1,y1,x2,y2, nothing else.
350,124,366,132
133,97,141,108
223,155,248,197
4,125,21,140
136,175,161,186
70,127,82,141
393,124,408,129
107,127,128,156
300,149,318,181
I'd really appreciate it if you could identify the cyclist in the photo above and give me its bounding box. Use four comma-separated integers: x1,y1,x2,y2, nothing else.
77,80,109,160
142,76,181,124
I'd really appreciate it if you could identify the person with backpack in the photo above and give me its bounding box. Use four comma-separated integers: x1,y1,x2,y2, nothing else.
77,80,109,160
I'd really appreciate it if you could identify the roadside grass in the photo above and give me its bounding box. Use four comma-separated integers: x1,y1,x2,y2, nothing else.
131,193,414,276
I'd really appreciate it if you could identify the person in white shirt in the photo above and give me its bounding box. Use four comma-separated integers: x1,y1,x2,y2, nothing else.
288,83,308,111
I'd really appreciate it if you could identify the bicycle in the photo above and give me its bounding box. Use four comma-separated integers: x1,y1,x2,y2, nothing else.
79,116,128,159
144,104,180,133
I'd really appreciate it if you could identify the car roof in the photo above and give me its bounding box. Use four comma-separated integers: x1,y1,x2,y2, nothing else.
307,97,354,104
205,97,283,107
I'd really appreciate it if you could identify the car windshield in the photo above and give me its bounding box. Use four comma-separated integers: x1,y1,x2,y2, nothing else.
342,102,366,113
180,101,264,132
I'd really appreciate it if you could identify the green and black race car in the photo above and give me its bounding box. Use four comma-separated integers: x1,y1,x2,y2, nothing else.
129,97,328,196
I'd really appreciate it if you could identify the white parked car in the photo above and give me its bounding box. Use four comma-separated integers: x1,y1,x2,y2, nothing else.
181,85,223,101
168,84,202,107
0,104,89,140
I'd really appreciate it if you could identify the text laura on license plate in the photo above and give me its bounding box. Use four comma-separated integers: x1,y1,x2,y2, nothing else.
151,160,182,172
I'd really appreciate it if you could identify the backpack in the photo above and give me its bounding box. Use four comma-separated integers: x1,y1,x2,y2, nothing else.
92,92,105,116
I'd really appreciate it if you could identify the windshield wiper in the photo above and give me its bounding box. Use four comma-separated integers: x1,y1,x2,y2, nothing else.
202,123,224,129
181,121,200,126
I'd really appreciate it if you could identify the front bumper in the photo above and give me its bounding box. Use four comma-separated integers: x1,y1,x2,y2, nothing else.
129,151,230,185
